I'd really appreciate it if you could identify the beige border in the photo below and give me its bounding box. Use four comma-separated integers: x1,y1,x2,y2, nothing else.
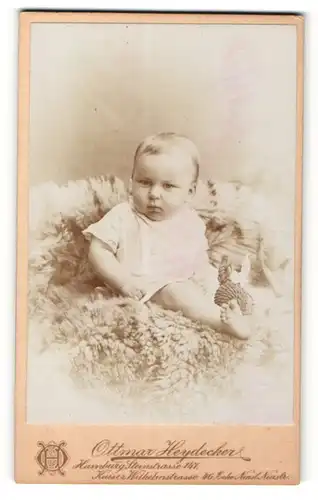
15,11,304,484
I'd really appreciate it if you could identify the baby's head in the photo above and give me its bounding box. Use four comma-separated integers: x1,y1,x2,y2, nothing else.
131,132,200,221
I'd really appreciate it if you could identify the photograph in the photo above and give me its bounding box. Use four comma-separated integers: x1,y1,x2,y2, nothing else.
25,17,299,427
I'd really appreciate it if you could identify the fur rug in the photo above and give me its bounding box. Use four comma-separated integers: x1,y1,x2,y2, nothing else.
28,175,290,402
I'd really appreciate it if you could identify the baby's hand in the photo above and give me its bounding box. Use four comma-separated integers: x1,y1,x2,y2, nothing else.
119,282,145,300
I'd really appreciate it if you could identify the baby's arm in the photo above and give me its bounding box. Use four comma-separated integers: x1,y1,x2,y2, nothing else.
88,237,144,299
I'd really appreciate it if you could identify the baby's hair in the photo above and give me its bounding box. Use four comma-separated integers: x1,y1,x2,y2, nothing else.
132,132,200,183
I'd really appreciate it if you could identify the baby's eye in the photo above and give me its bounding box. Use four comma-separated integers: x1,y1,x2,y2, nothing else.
138,179,152,186
163,183,175,190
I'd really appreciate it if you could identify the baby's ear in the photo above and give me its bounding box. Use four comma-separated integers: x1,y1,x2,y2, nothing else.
128,178,133,195
189,181,197,196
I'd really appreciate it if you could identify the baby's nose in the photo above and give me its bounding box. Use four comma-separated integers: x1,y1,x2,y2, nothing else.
149,185,161,199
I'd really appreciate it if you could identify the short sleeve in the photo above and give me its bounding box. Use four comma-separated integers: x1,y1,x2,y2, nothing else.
190,211,210,272
188,210,209,253
82,202,127,254
196,215,209,252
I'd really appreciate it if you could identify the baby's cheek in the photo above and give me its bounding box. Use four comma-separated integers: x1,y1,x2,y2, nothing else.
164,191,184,208
133,190,147,207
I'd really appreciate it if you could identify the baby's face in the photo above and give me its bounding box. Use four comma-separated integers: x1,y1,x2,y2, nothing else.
131,151,195,221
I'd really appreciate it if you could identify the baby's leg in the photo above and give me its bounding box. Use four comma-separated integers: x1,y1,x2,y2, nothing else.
152,281,251,340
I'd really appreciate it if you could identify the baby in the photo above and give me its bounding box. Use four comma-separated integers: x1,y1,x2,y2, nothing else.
83,132,251,340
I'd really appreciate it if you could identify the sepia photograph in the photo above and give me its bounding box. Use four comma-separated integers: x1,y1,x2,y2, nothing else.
24,17,299,427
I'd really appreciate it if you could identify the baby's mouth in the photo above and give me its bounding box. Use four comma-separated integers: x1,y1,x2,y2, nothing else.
147,205,163,212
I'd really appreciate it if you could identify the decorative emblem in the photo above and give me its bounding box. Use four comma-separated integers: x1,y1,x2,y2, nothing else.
36,441,69,476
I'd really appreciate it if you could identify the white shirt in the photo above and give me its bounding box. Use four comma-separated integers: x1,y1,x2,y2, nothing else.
83,201,212,300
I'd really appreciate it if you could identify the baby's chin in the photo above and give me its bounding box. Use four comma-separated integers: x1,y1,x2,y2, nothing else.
144,207,168,221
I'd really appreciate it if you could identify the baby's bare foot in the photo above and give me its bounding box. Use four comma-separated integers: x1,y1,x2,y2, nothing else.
220,300,251,340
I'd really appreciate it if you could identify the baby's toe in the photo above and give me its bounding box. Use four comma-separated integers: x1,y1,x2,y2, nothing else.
220,304,229,322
